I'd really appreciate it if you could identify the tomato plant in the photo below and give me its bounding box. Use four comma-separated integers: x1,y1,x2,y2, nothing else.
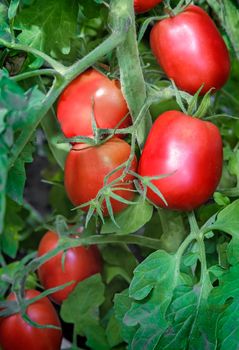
57,68,131,138
150,5,230,94
64,137,137,215
0,290,62,350
138,110,223,210
37,231,102,304
1,0,239,349
134,0,163,13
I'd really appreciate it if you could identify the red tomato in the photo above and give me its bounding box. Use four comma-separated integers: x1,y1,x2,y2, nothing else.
150,5,230,94
57,68,131,138
0,290,62,350
38,231,102,304
64,137,137,215
134,0,163,13
138,111,223,210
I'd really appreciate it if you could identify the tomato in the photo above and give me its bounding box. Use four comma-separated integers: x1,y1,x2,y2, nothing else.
57,68,131,138
0,290,62,350
134,0,163,13
138,111,223,210
37,231,102,304
150,5,230,94
64,137,137,215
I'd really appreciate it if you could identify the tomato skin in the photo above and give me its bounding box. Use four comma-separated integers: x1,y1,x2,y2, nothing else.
138,111,223,211
134,0,162,13
0,290,62,350
57,69,131,138
37,231,102,304
64,137,137,215
150,5,230,94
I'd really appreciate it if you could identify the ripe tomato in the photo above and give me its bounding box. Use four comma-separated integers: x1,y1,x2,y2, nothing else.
138,111,223,210
64,137,137,215
57,68,131,138
134,0,162,13
150,5,230,94
37,231,102,304
0,290,62,350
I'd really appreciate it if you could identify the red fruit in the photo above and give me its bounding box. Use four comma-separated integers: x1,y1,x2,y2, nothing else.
138,111,223,210
0,290,62,350
64,137,137,215
57,68,131,138
134,0,163,13
150,5,230,94
37,231,102,304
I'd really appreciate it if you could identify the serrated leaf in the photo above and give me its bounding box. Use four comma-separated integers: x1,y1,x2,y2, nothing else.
101,196,153,234
129,250,178,301
15,0,78,58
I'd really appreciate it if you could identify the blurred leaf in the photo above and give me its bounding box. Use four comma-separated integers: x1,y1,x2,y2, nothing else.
61,274,109,350
6,140,35,204
105,313,123,348
0,70,44,232
101,244,138,284
0,199,24,258
207,0,239,59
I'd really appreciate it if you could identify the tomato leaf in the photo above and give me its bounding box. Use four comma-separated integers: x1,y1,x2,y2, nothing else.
15,0,79,58
101,196,153,234
60,274,109,350
207,0,239,60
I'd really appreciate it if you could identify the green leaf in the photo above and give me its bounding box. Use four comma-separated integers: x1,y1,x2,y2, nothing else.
0,4,12,42
105,313,123,348
60,274,109,350
15,0,79,58
114,289,136,345
0,199,24,258
208,199,239,235
101,244,138,284
129,250,178,301
207,0,239,60
101,197,153,234
6,141,35,204
209,263,239,350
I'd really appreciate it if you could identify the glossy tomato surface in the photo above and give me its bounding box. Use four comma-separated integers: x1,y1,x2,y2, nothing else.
138,111,223,210
0,290,62,350
134,0,162,13
64,137,137,215
38,231,102,304
150,5,230,94
57,68,131,138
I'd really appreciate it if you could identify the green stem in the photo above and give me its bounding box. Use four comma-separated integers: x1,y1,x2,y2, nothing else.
111,0,152,149
12,69,60,82
65,32,127,82
187,211,199,233
8,77,64,170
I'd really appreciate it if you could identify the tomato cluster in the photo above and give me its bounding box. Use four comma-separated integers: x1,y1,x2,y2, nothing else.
0,2,230,350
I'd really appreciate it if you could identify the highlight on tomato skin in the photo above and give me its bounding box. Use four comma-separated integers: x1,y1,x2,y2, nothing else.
57,68,131,139
138,110,223,211
64,137,138,216
150,5,230,95
134,0,163,13
0,290,62,350
37,231,102,304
